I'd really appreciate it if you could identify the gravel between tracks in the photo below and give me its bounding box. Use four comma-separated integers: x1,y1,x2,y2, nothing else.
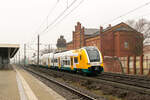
25,65,150,100
24,66,106,100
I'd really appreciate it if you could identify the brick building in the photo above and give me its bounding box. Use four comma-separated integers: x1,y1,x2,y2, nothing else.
66,22,143,57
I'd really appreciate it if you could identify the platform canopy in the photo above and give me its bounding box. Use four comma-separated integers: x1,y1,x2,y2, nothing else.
0,44,19,58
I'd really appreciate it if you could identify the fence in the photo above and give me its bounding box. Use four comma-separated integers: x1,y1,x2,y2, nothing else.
103,56,123,73
119,55,150,75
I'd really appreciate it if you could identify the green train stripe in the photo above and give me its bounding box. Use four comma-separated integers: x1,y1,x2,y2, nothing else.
40,65,103,73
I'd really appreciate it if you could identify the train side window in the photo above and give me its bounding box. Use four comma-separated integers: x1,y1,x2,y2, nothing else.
56,59,58,63
63,60,65,65
74,57,78,63
65,60,67,65
67,60,70,65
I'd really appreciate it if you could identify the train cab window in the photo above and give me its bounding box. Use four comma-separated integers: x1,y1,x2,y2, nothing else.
74,57,78,63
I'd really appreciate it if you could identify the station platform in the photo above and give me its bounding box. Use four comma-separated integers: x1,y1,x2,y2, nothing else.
0,65,66,100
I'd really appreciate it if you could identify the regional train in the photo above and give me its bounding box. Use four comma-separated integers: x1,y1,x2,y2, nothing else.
29,46,104,75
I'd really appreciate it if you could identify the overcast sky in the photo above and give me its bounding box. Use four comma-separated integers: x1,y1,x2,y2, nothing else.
1,0,150,58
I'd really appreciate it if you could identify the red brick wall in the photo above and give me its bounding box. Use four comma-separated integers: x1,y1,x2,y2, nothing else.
103,57,123,73
116,31,142,57
72,22,85,49
85,36,100,49
100,31,114,56
66,22,143,57
118,32,134,56
66,43,73,50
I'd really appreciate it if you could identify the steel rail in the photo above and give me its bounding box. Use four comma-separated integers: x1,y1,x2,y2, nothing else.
25,65,150,95
98,72,150,88
23,67,97,100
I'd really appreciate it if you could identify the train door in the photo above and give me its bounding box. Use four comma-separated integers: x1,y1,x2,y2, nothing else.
70,56,73,70
48,58,50,68
73,56,78,69
58,57,61,68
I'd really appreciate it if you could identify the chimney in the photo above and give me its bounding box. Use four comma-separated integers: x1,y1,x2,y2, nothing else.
77,22,80,25
77,22,81,30
100,26,103,33
82,27,85,34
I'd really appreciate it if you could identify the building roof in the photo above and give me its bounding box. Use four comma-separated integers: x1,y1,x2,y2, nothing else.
0,44,19,58
0,44,19,48
114,26,133,32
67,22,140,44
84,28,99,35
67,41,72,44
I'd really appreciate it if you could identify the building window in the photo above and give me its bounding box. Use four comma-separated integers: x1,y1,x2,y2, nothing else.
124,41,129,48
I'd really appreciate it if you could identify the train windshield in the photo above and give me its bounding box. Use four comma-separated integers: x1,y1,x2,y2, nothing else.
85,47,100,62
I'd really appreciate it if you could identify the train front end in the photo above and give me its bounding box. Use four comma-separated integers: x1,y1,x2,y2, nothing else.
84,46,104,74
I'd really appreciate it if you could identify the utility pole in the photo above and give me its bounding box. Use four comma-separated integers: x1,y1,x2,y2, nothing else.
24,44,26,66
37,34,40,66
13,50,15,64
14,56,16,64
19,50,20,65
51,44,52,52
48,44,50,53
16,54,17,64
8,48,10,66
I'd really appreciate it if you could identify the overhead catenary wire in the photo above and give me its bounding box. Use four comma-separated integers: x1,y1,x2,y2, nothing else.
28,0,82,57
102,1,150,26
35,1,59,33
25,1,60,57
26,0,77,48
42,0,84,35
128,12,150,21
26,1,60,45
26,44,37,52
40,0,78,35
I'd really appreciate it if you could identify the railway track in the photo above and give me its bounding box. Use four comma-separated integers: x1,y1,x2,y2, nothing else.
23,66,103,100
98,72,150,89
24,65,150,97
94,72,150,95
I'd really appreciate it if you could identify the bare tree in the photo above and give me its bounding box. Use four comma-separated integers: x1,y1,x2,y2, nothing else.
126,18,150,55
127,18,150,45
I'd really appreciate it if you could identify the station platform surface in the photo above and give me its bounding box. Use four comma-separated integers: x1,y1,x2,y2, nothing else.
0,65,66,100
